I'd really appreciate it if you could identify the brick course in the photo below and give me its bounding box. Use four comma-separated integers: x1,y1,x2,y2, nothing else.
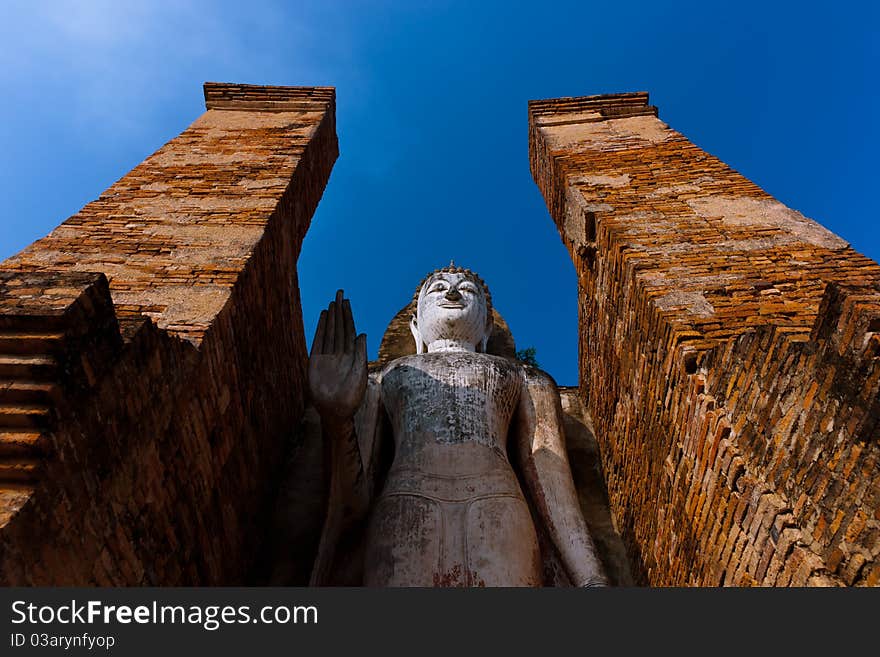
530,92,879,586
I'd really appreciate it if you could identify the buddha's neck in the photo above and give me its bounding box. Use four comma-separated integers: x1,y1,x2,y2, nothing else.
426,339,476,353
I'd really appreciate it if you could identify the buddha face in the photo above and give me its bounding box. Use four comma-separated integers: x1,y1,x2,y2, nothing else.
412,272,490,352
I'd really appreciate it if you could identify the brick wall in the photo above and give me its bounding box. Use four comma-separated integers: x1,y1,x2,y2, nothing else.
0,83,338,584
530,93,879,586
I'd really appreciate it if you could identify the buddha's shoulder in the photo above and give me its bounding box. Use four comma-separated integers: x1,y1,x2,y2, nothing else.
381,352,525,377
519,364,558,390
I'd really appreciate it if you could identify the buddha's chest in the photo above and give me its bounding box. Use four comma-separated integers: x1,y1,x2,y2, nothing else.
380,353,522,443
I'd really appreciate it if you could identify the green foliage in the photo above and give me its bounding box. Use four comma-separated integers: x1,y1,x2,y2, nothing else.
515,346,539,368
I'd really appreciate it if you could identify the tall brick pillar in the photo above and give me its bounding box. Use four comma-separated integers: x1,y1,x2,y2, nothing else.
530,93,880,586
0,83,338,584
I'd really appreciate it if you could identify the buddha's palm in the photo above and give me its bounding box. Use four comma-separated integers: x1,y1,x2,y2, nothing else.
308,290,367,419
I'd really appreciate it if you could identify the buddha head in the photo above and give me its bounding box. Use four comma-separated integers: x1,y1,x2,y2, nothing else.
410,265,493,354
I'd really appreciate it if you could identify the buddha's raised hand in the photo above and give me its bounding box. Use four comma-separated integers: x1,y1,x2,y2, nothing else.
308,290,368,420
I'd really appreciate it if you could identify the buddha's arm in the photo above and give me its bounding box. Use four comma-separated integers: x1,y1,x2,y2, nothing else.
514,369,608,587
309,377,383,585
308,290,380,585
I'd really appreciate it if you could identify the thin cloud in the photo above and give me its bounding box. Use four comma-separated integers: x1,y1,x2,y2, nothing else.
0,2,338,131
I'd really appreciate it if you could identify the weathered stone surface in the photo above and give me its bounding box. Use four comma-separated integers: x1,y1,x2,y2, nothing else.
265,389,633,586
0,83,337,585
530,92,880,586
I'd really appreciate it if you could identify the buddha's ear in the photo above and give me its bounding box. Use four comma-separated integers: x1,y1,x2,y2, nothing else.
410,315,424,355
480,315,493,353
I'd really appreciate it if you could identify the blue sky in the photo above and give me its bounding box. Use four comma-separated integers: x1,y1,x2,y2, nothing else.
1,1,877,384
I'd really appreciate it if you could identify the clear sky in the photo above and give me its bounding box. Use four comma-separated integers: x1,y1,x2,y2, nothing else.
1,1,876,384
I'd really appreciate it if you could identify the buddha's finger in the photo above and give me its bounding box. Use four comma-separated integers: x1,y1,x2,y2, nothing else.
312,310,328,357
325,301,336,353
333,290,345,354
355,333,367,366
343,299,355,353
